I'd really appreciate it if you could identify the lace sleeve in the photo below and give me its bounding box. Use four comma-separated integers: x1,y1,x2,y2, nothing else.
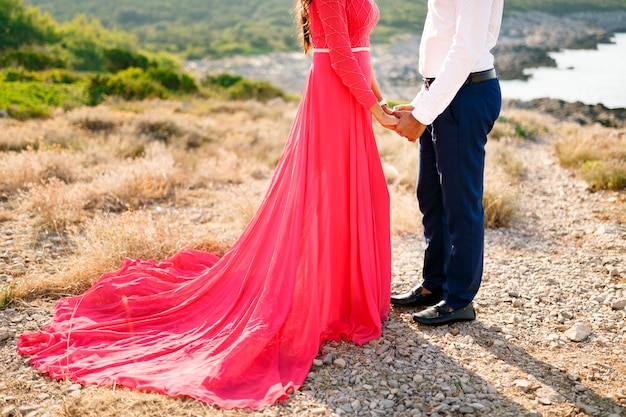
314,0,378,109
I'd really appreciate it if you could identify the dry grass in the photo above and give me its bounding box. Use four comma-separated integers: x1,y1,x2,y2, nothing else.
0,147,86,198
498,107,626,191
0,117,83,152
555,124,626,190
3,99,613,305
0,207,13,222
22,178,89,229
85,142,184,210
0,373,248,417
484,143,521,229
1,99,290,302
0,119,45,151
61,388,244,417
374,124,422,235
493,109,550,141
67,106,129,133
14,210,230,300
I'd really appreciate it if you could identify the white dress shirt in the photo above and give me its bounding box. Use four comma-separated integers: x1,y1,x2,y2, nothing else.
410,0,504,125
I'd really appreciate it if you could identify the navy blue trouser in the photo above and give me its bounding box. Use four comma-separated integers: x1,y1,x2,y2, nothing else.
417,76,501,310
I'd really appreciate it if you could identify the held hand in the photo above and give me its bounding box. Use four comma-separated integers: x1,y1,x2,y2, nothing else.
392,104,415,113
381,104,394,116
394,110,426,143
375,112,399,130
369,102,399,130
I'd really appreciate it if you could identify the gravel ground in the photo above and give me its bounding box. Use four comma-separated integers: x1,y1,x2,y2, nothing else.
1,126,626,416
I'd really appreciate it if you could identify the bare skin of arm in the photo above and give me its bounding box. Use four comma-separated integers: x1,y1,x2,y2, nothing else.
370,72,397,129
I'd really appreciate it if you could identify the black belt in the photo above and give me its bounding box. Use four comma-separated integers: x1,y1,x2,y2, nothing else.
423,68,497,90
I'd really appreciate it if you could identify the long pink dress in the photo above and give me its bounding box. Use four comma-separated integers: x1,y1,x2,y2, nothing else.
17,0,391,409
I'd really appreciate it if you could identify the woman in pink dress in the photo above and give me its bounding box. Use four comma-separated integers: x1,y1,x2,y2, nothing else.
17,0,397,409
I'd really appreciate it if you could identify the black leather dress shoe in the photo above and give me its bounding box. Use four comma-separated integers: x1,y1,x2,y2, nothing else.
390,285,443,307
412,301,476,326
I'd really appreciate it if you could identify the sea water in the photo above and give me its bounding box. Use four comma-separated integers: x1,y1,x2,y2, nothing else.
499,33,626,109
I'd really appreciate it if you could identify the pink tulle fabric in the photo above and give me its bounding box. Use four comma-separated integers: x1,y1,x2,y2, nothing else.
17,0,391,409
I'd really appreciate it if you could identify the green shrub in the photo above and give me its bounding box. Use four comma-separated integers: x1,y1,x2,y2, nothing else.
103,48,150,73
146,67,182,90
180,73,198,93
58,15,138,72
202,73,243,88
147,52,182,71
1,283,15,309
47,69,82,84
0,0,59,53
0,80,85,119
86,68,167,105
86,67,199,105
146,68,198,93
228,79,284,102
200,73,285,102
580,160,626,191
0,48,65,71
85,74,110,105
2,68,81,84
3,68,38,82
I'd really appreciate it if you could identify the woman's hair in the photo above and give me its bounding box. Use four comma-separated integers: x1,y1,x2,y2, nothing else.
296,0,313,53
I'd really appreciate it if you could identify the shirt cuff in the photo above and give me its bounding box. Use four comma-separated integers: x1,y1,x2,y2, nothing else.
411,102,437,126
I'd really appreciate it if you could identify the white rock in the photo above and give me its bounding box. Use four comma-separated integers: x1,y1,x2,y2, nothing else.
536,386,565,405
564,323,592,342
333,358,347,368
513,379,533,391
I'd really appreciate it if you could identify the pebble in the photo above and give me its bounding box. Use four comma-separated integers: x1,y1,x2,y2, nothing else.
0,330,12,342
564,323,592,342
333,358,347,368
611,298,626,310
536,386,565,405
513,379,533,392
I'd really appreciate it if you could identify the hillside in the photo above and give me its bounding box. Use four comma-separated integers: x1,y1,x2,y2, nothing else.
24,0,626,59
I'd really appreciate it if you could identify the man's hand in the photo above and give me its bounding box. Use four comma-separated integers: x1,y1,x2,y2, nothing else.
393,110,426,143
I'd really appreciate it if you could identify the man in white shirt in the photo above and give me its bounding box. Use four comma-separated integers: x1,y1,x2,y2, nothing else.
391,0,504,325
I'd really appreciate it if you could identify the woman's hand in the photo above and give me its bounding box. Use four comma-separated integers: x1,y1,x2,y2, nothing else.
376,112,399,130
370,103,398,130
381,103,394,115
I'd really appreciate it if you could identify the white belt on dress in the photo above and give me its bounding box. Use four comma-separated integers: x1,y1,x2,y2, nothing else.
312,46,370,53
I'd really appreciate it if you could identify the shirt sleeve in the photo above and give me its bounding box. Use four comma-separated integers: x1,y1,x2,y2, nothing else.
314,0,378,109
412,0,495,125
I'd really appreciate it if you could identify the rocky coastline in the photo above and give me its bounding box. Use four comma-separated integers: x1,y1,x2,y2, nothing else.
504,98,626,129
187,10,626,125
494,11,626,81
